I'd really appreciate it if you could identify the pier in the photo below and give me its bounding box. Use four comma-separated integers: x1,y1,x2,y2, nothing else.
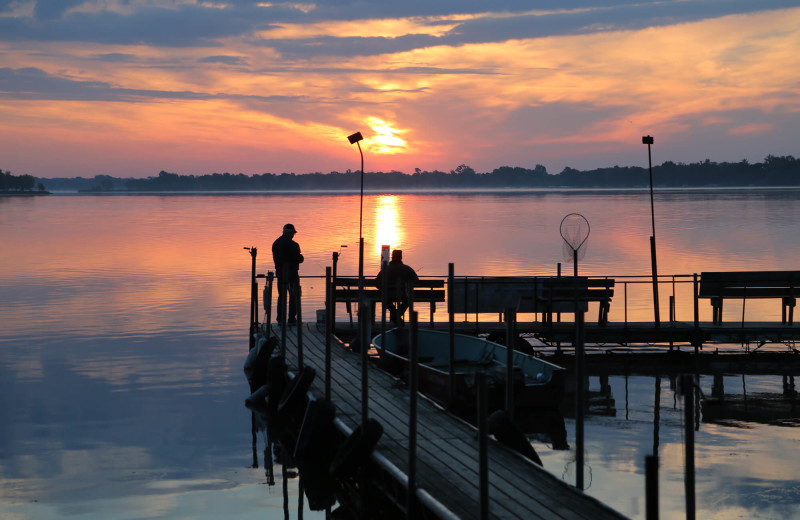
274,322,626,519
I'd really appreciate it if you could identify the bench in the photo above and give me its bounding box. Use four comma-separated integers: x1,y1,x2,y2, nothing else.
534,277,615,326
333,276,445,325
698,271,799,325
449,276,614,325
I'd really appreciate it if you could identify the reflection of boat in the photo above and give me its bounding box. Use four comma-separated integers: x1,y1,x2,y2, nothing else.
372,328,566,423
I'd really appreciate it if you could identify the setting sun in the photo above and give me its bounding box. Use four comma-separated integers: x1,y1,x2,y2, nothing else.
367,117,407,155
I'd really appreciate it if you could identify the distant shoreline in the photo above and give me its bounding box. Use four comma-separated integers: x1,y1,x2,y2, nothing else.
43,185,800,196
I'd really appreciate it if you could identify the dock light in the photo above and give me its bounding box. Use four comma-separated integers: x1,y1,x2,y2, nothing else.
642,135,660,327
347,129,369,427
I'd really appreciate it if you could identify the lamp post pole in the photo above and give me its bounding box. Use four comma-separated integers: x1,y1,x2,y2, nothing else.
643,135,660,327
348,131,369,428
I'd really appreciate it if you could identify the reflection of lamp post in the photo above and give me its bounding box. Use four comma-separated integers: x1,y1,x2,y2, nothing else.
643,135,660,327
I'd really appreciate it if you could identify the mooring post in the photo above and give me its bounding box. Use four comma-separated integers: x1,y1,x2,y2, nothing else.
645,454,659,520
477,370,489,520
505,307,516,420
296,285,303,368
408,311,419,519
325,267,332,401
575,306,586,491
448,263,456,410
683,374,696,520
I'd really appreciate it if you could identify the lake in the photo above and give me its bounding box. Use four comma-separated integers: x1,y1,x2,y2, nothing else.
2,188,800,519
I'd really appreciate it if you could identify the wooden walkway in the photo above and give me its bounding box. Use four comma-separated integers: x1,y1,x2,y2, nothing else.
276,323,626,520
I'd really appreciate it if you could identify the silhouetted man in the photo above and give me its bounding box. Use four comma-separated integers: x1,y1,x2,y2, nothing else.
375,249,419,325
272,223,304,325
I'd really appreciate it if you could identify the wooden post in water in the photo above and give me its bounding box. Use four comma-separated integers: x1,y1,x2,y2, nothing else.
505,307,516,420
408,311,419,519
645,454,659,520
325,267,332,401
477,370,489,520
683,374,696,520
448,263,456,410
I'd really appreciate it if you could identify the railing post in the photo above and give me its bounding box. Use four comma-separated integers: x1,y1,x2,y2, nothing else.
325,267,332,401
477,370,489,520
408,311,419,519
682,375,696,520
505,307,516,420
448,263,456,410
296,284,303,368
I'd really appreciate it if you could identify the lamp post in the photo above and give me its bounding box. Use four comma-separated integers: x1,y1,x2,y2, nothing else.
643,135,660,327
347,131,369,428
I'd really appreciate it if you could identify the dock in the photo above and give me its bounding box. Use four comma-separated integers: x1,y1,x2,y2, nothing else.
275,322,626,520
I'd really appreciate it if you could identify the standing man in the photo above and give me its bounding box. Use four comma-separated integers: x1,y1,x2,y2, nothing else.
272,223,304,325
375,249,419,326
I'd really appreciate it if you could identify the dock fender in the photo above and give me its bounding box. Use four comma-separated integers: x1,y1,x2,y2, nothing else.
329,418,384,481
278,366,316,418
294,398,336,464
266,356,288,408
244,384,270,407
245,336,278,391
295,400,338,511
488,410,543,466
300,465,336,511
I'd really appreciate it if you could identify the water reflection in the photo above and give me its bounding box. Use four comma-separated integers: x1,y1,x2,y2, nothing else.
372,195,403,257
547,369,800,519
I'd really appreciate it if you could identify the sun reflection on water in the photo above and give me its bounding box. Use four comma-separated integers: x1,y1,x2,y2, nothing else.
372,195,405,258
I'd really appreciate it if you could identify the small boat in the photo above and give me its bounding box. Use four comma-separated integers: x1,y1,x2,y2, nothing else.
372,328,566,423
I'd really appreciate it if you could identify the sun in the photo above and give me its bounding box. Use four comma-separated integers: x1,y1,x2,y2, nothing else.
367,117,407,154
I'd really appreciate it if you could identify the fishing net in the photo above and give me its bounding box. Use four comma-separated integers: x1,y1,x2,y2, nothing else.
560,213,590,262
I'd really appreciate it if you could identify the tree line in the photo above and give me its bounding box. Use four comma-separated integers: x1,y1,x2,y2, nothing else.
14,154,800,192
0,169,45,192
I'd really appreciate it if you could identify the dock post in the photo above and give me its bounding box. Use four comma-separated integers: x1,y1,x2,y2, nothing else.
645,454,659,520
296,285,303,368
266,271,274,338
279,266,288,363
408,311,419,519
249,246,257,350
325,267,332,401
505,307,516,419
477,370,489,520
650,236,661,328
682,374,696,520
575,306,586,490
360,300,370,428
448,263,456,410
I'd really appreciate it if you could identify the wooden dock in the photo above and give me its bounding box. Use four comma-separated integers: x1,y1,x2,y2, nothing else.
276,323,626,520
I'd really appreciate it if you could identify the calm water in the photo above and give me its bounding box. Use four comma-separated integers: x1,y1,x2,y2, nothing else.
2,189,800,519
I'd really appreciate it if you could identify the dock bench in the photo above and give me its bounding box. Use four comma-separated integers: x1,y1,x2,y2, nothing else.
333,276,445,325
450,276,614,325
534,277,615,326
698,271,799,325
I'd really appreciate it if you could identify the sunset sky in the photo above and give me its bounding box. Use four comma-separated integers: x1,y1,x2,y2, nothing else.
1,0,799,179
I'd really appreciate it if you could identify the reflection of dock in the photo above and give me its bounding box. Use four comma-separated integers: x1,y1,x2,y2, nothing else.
278,323,624,519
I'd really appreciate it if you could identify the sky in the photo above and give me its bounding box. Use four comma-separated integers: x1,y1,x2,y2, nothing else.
1,0,799,179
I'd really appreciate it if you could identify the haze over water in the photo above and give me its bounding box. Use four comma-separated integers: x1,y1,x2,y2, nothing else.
2,188,800,519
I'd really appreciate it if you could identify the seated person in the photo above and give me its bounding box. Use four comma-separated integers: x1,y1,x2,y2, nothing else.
375,249,419,325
